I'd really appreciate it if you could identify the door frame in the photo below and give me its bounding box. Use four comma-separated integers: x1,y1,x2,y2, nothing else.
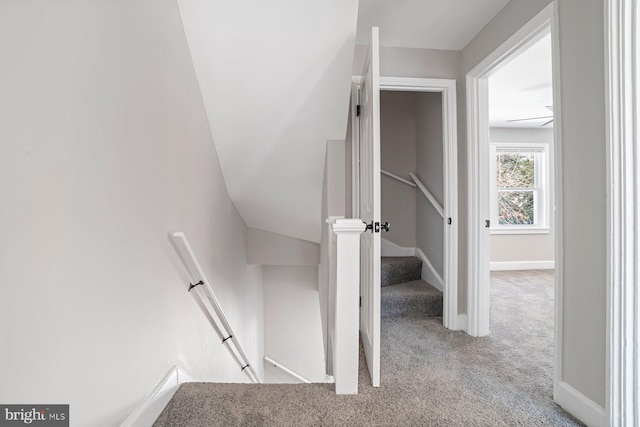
605,0,640,424
465,1,563,395
351,76,459,330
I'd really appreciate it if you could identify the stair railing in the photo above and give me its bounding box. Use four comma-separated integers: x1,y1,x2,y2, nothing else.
170,232,261,384
380,168,444,218
264,356,311,383
409,172,444,218
381,168,417,188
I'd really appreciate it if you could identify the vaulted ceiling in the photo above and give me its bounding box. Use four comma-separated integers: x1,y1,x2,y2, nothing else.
178,0,512,243
178,0,359,242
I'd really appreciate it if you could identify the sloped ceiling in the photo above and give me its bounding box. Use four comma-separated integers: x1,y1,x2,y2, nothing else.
178,0,359,243
356,0,510,50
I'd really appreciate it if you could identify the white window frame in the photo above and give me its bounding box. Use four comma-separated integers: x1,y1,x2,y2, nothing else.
489,142,550,234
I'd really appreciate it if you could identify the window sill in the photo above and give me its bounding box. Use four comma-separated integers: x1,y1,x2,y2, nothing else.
490,227,551,235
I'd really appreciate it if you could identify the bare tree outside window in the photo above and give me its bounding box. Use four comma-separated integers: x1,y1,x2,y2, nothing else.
496,153,535,224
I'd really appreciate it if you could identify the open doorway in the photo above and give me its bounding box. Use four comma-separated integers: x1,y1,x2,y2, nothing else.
488,34,555,274
487,31,556,336
486,31,557,398
350,70,459,387
466,2,562,399
378,90,447,327
351,77,459,331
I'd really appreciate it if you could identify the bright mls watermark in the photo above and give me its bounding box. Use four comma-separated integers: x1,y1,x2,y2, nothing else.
0,405,68,426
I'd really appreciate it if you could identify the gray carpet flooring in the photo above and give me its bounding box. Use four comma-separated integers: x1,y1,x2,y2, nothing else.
381,279,442,318
381,256,422,287
154,270,582,426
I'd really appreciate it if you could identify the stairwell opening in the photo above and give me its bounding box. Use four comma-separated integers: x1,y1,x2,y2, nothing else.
379,90,444,322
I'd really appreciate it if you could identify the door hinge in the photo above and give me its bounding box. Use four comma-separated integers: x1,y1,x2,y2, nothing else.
485,219,490,228
359,296,362,307
448,217,452,225
356,105,361,117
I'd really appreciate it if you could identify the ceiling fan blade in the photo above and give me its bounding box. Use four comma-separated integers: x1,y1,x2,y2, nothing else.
540,119,554,127
507,115,554,122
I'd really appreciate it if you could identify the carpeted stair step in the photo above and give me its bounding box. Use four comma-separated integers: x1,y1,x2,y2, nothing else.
381,280,443,318
381,256,422,287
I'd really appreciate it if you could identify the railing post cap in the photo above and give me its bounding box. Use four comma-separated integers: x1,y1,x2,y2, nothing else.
326,215,346,224
331,218,366,234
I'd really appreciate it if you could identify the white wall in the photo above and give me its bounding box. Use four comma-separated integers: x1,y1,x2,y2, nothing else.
489,128,555,264
247,228,320,266
0,1,263,425
263,266,326,383
380,91,417,248
319,140,347,375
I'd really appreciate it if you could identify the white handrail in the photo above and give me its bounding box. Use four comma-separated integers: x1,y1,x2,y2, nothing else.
170,232,261,384
409,172,445,218
381,169,417,187
264,356,312,383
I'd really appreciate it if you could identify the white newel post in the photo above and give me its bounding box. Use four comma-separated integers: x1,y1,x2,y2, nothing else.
330,218,366,394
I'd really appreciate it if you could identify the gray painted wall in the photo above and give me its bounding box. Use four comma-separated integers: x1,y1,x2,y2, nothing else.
380,91,417,248
354,46,461,79
0,1,264,424
416,92,445,276
557,0,607,407
489,128,555,263
247,228,320,266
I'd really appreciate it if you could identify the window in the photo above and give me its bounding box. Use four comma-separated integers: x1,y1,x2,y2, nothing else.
490,143,550,234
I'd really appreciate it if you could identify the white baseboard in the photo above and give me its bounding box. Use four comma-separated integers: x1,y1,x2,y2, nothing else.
556,381,606,427
456,314,468,332
414,247,444,291
381,239,414,257
120,366,193,427
490,260,555,271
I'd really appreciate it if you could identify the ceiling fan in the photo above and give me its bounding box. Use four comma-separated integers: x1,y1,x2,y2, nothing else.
507,105,554,127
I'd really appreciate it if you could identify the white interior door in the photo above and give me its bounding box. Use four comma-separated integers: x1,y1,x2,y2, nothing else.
359,27,381,387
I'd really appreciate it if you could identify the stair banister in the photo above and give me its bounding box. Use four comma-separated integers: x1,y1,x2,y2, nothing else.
408,172,444,218
170,232,261,384
326,218,366,394
381,169,417,188
380,169,444,219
